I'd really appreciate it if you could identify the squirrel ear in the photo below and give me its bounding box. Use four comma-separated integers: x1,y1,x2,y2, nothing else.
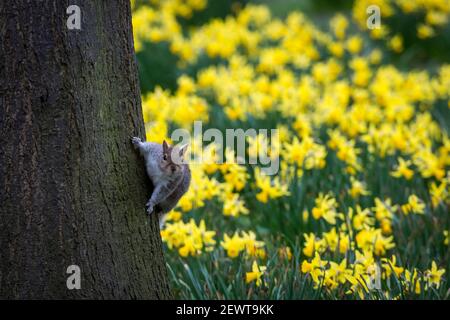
162,140,169,153
179,144,188,157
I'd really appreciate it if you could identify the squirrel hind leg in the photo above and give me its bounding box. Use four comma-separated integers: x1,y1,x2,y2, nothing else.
153,205,168,229
158,212,168,229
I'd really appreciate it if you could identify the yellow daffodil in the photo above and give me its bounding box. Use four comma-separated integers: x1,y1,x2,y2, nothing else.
246,261,266,286
401,194,426,215
221,233,245,258
301,252,328,285
312,193,338,225
349,177,370,198
161,219,216,257
391,157,414,180
424,261,445,289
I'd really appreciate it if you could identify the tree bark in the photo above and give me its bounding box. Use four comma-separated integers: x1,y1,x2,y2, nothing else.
0,0,172,299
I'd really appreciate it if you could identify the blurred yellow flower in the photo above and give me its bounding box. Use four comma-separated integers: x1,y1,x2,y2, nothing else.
401,194,426,215
347,35,363,54
221,232,245,258
220,231,265,259
391,157,414,180
161,219,216,257
424,261,446,289
349,177,370,198
312,193,338,225
254,168,290,203
417,24,435,39
278,246,293,261
301,252,328,285
246,261,266,286
388,35,403,53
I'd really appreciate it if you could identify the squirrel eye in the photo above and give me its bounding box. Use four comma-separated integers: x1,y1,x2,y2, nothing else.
163,154,167,161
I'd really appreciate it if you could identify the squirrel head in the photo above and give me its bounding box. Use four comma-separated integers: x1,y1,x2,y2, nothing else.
161,140,188,176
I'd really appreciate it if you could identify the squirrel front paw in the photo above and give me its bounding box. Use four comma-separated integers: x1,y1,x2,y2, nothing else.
131,136,142,149
146,200,155,215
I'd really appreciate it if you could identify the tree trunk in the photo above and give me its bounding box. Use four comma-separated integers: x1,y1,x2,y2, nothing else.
0,0,172,299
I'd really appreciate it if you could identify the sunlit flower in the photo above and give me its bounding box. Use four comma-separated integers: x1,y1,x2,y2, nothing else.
388,35,403,53
312,193,338,225
161,219,216,257
417,24,435,39
246,261,267,286
254,168,290,203
381,255,404,278
301,252,328,285
424,261,445,289
401,195,426,215
349,177,370,198
391,158,414,180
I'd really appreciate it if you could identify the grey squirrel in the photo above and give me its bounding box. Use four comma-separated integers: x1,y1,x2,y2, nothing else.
131,137,191,227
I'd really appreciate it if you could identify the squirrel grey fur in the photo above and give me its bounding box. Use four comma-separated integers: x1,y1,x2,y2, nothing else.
131,137,191,227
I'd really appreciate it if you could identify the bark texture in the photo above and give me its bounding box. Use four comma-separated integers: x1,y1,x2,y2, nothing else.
0,0,172,299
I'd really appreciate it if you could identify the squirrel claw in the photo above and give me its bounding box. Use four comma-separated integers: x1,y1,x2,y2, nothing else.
146,202,154,215
131,136,142,148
